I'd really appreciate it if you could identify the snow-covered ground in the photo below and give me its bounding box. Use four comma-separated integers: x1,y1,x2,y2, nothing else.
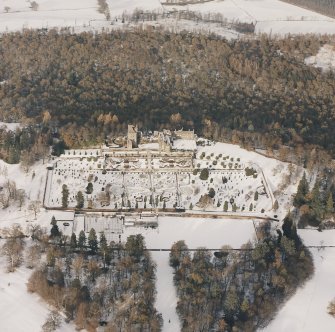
122,217,256,249
0,252,75,332
0,122,21,131
305,44,335,71
152,251,180,332
107,0,162,17
263,229,335,332
2,0,335,36
1,0,105,32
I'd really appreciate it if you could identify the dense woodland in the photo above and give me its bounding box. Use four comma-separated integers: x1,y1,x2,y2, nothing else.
281,0,335,18
0,30,335,161
294,171,335,228
0,224,162,332
169,220,313,332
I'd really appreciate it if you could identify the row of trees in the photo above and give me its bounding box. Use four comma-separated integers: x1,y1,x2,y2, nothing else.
1,30,335,157
169,219,313,331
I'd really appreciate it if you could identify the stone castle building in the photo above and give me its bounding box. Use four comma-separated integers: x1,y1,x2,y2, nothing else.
127,124,140,149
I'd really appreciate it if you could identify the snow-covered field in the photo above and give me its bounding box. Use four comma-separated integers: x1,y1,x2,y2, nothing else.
263,230,335,332
0,251,76,332
1,0,105,32
1,0,335,36
163,0,335,34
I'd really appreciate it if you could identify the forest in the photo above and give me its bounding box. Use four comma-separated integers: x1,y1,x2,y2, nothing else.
169,219,313,332
281,0,335,18
0,223,162,332
294,171,335,228
0,29,335,160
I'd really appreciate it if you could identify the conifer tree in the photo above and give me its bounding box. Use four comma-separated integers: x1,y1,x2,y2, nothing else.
62,184,69,208
78,230,86,250
224,201,228,212
50,221,60,238
88,228,98,253
70,233,77,249
75,191,84,209
293,172,309,207
99,231,108,251
310,180,323,218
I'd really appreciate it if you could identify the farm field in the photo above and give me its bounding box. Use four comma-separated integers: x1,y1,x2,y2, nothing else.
2,0,335,35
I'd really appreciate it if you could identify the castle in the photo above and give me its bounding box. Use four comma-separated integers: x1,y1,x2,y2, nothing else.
127,125,196,152
127,124,140,149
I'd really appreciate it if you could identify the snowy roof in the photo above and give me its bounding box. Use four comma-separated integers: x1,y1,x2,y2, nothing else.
139,143,159,150
173,139,196,151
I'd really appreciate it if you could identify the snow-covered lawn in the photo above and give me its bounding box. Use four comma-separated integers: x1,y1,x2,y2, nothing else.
153,251,181,332
122,216,257,249
0,252,75,332
262,230,335,332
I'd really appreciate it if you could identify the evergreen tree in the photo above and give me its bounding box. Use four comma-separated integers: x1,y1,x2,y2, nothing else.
249,203,253,211
200,168,209,181
70,233,77,249
62,184,69,208
99,231,108,251
232,203,237,212
99,231,109,268
78,230,86,250
293,172,309,207
224,201,228,212
86,182,93,194
310,180,323,218
75,191,84,209
254,191,258,201
88,228,98,253
282,213,298,241
50,222,60,238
